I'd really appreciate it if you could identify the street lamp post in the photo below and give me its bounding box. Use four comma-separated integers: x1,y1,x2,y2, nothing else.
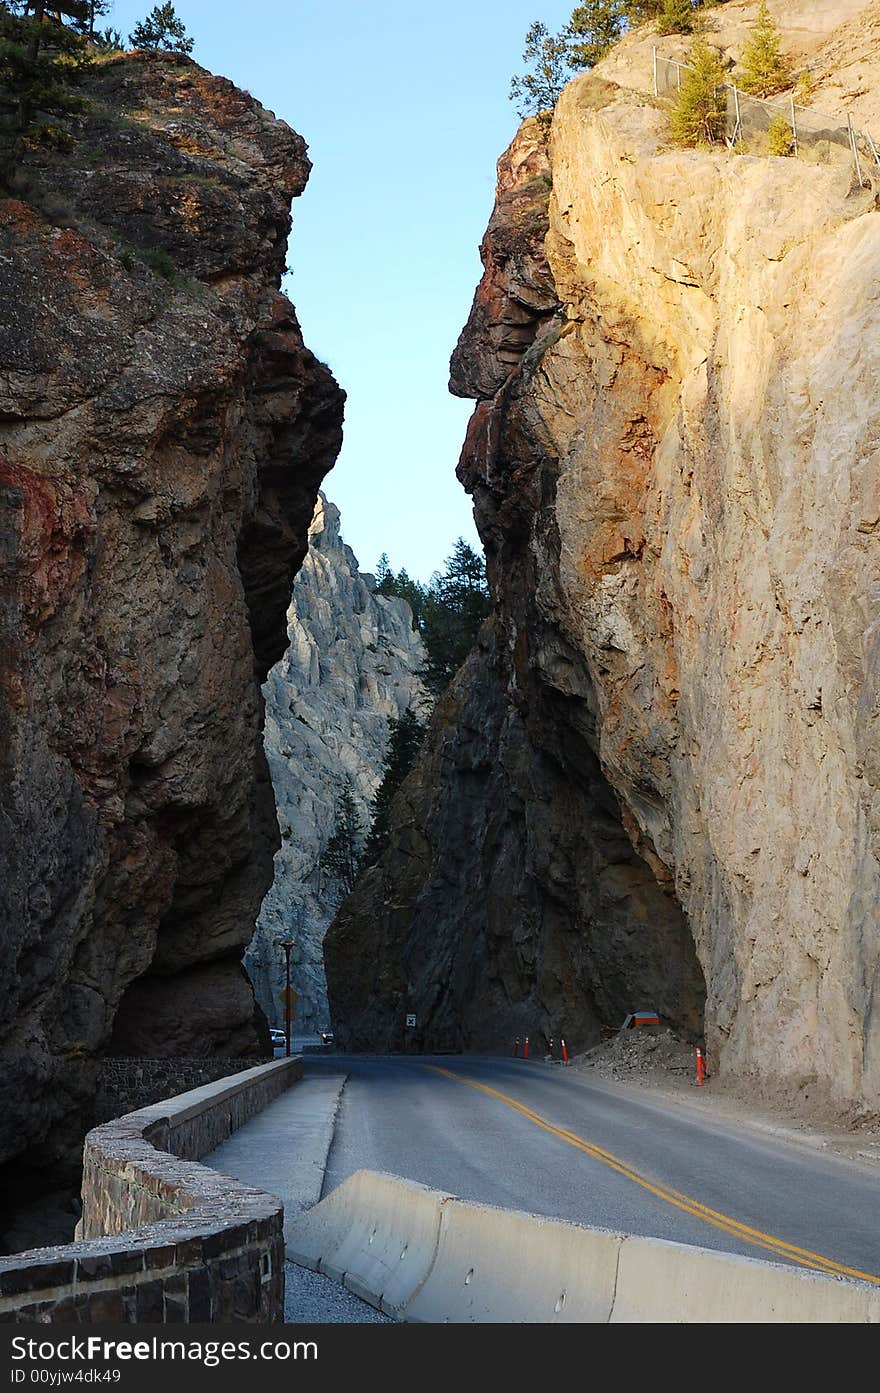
278,938,295,1057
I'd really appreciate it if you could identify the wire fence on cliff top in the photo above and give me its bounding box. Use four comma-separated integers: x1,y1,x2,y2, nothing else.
654,49,879,188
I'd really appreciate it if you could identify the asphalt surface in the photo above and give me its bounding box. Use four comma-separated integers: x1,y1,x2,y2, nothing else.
310,1053,880,1282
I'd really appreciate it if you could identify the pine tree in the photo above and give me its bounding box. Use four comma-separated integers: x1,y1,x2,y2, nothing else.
129,3,193,54
93,24,122,49
566,1,624,71
621,0,664,21
0,1,91,142
320,781,364,900
669,36,727,147
738,2,790,98
362,710,425,867
656,0,694,37
376,561,427,631
420,539,491,695
68,0,110,39
765,110,794,157
509,20,571,118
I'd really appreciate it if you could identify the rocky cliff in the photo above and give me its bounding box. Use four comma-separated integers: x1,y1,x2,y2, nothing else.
245,495,429,1033
0,51,343,1190
325,118,705,1057
326,1,880,1117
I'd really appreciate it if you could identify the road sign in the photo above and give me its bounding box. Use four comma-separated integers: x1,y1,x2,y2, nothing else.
405,1013,416,1028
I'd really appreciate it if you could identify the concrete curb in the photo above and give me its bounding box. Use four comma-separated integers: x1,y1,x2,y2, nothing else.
287,1168,880,1324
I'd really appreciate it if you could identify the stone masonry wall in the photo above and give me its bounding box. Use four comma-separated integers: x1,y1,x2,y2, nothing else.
94,1058,269,1126
0,1059,301,1323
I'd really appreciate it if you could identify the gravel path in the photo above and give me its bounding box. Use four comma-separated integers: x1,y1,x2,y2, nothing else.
284,1261,393,1323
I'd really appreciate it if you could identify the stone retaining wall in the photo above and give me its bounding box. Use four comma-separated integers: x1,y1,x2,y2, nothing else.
0,1058,302,1323
94,1057,269,1125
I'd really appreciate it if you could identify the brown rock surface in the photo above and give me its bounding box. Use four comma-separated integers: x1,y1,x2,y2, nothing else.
0,52,343,1182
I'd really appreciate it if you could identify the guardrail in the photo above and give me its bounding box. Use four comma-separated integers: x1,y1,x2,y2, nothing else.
0,1057,302,1323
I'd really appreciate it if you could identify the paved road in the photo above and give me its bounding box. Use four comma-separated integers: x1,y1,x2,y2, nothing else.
308,1053,880,1284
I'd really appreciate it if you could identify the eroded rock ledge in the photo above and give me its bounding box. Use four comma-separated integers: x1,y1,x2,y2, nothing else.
0,52,343,1188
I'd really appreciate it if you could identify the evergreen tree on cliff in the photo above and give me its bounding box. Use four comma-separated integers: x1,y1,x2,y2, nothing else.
738,2,791,98
376,554,427,630
656,0,694,36
566,2,624,69
320,781,364,900
362,710,425,867
129,2,193,53
375,538,490,693
68,0,110,38
669,35,727,146
421,539,490,694
510,6,624,117
509,19,571,118
0,0,91,144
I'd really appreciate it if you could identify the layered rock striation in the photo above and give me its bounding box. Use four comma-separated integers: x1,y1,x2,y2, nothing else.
0,52,343,1184
245,495,429,1033
327,2,880,1116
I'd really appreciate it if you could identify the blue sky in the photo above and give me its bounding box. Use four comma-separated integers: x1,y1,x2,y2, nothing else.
107,1,575,579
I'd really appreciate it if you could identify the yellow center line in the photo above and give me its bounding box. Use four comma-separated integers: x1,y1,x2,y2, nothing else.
427,1064,880,1286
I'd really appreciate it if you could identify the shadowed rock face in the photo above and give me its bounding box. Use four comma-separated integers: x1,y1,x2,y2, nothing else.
325,119,705,1056
0,51,343,1177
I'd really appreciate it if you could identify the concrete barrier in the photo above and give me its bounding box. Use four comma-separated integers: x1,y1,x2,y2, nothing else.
288,1170,452,1317
288,1169,880,1323
405,1200,622,1323
611,1233,880,1324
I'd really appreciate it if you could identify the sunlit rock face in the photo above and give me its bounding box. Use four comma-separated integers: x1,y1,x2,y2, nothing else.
246,496,430,1033
328,3,880,1116
324,118,706,1058
0,50,343,1179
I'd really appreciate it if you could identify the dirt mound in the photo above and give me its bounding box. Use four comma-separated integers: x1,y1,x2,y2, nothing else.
571,1026,698,1085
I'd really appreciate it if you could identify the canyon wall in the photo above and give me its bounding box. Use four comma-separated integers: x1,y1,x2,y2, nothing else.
327,2,880,1115
325,119,706,1056
0,51,343,1187
245,495,429,1033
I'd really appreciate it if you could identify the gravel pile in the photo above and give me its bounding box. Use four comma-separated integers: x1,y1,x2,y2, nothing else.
571,1026,697,1084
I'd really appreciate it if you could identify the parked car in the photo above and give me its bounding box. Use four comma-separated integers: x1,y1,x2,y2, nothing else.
269,1028,287,1046
319,1028,334,1046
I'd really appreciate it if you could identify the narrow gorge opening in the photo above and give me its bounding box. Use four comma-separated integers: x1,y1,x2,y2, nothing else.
6,0,880,1269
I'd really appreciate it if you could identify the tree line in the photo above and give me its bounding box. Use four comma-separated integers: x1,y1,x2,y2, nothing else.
319,538,491,901
1,2,194,149
510,1,797,153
